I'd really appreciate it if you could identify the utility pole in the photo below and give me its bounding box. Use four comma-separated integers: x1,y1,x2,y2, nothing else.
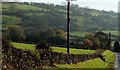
66,0,77,53
67,1,70,53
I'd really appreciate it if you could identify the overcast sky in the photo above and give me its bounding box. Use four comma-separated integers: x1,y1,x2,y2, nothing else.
1,0,120,12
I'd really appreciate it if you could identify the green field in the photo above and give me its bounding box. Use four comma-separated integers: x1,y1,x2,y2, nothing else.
72,16,84,27
2,3,49,12
2,15,22,30
70,31,89,37
51,46,95,54
101,30,119,36
11,42,95,54
11,42,36,50
70,30,119,37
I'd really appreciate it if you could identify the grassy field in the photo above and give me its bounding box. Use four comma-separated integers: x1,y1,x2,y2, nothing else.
101,30,119,36
2,15,22,30
70,30,119,37
70,31,89,37
2,3,49,12
72,16,84,27
24,13,46,16
11,42,95,54
11,42,36,50
51,46,95,54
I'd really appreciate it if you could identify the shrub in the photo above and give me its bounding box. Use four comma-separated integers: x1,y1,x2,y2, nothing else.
114,41,119,52
2,38,12,53
76,42,84,49
95,49,105,54
30,50,40,60
35,42,50,50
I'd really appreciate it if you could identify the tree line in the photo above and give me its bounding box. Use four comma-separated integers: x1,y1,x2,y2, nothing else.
3,25,119,50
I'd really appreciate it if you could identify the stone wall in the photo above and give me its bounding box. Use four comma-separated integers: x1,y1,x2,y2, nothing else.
3,45,101,68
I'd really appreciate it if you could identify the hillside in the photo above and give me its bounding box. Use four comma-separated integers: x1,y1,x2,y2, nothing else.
2,2,118,40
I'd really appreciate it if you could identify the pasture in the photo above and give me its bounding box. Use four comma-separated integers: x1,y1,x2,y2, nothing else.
12,42,95,54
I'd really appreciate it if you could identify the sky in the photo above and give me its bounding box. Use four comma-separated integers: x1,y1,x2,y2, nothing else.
1,0,120,12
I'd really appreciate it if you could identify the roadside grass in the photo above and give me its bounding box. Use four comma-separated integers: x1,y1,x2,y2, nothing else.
53,50,115,68
55,58,105,68
101,50,115,68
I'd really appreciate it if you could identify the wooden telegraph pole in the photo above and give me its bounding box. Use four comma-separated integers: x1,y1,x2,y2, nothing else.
67,0,76,53
67,1,70,53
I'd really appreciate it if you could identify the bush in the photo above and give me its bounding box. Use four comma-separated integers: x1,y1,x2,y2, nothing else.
35,42,50,50
114,41,119,52
95,49,105,54
76,42,84,49
2,38,12,53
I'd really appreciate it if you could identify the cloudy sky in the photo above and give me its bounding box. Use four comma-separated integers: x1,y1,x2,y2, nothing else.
1,0,120,12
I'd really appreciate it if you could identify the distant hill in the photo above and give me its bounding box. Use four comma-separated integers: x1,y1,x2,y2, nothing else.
2,2,119,41
2,2,118,31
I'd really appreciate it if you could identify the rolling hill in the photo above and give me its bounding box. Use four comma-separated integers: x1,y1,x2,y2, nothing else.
2,2,119,40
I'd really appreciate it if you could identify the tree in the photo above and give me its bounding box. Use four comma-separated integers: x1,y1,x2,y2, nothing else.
84,33,100,49
44,28,55,40
24,29,39,43
48,30,67,45
56,30,67,39
114,41,119,52
84,33,94,41
49,35,66,45
38,29,55,42
95,31,110,49
8,25,25,42
83,39,93,49
24,29,55,43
